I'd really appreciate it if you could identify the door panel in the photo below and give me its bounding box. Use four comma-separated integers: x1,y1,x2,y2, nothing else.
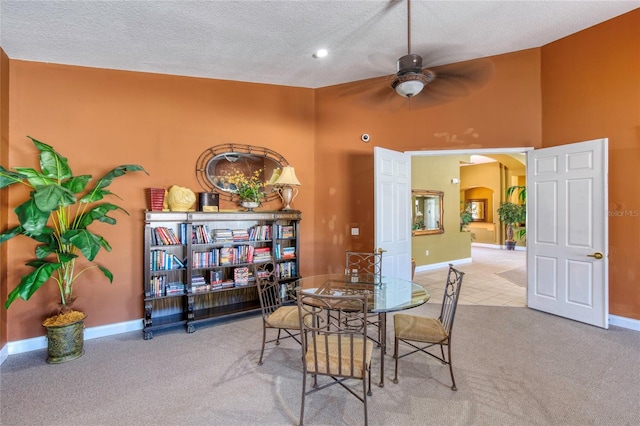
527,139,608,328
374,147,411,280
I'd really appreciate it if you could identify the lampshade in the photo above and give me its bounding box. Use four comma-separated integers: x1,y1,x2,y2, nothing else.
267,168,281,185
274,166,301,186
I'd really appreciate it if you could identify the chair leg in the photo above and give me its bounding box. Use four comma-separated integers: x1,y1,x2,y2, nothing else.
300,371,307,426
447,344,457,391
275,328,282,345
363,369,369,426
392,336,399,384
258,325,267,366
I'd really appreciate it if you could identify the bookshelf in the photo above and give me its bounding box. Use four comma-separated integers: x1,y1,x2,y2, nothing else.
143,210,301,339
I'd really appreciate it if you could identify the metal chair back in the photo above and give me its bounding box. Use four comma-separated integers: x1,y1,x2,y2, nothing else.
297,289,372,425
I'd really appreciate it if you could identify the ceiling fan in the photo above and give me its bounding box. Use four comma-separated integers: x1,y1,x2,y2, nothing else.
390,0,435,98
358,0,494,107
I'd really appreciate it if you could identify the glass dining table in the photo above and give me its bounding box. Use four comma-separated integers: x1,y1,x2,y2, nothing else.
293,273,430,389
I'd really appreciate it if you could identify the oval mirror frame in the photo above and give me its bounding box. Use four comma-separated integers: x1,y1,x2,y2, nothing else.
195,144,289,202
412,189,445,236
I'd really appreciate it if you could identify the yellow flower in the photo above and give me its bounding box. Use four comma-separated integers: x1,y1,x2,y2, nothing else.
226,169,266,203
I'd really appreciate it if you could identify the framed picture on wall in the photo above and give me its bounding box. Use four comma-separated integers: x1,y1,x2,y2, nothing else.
469,199,487,222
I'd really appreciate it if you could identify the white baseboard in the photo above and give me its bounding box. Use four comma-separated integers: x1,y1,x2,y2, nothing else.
471,242,526,251
3,318,143,358
609,314,640,331
415,257,472,273
0,344,7,365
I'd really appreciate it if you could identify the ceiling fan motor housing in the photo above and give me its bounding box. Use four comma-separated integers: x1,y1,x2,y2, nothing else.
397,53,423,74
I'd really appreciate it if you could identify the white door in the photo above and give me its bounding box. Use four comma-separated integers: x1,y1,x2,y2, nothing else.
527,138,608,328
374,147,412,280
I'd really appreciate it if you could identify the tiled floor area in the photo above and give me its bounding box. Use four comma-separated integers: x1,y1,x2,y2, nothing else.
413,246,526,307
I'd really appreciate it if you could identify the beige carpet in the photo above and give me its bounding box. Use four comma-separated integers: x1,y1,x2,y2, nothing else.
2,304,639,425
496,265,527,287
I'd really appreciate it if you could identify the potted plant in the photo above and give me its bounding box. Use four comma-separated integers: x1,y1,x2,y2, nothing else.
506,185,526,241
226,168,266,211
0,136,147,363
460,202,473,231
496,201,525,250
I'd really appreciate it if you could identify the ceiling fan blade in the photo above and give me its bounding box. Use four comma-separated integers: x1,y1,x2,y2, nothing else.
400,57,493,108
427,58,494,96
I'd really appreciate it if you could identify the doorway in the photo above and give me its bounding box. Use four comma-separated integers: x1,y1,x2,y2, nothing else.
409,148,529,294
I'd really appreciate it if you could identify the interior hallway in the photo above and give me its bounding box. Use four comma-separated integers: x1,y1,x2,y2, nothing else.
413,245,526,307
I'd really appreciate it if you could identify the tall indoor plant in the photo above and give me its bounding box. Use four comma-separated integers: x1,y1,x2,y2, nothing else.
496,201,525,250
0,136,147,362
506,185,526,241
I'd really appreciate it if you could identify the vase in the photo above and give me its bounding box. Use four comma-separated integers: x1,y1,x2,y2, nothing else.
43,313,87,364
241,201,260,211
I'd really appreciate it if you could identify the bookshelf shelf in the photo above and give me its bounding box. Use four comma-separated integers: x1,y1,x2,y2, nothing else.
143,210,301,339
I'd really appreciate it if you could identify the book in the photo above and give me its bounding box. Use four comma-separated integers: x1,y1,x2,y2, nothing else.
234,267,249,286
219,247,235,265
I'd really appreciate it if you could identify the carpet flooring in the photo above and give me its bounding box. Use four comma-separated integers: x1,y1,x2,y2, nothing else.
1,304,639,425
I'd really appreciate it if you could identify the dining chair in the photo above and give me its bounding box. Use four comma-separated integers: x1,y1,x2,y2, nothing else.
297,289,373,425
345,250,383,276
392,264,464,390
345,250,384,347
256,262,301,366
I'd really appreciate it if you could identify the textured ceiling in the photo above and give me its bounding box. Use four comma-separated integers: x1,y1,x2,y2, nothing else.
1,1,638,89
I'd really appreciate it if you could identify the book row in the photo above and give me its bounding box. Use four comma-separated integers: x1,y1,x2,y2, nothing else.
150,249,186,271
147,275,185,297
191,246,272,268
153,223,296,247
274,243,296,260
276,261,297,279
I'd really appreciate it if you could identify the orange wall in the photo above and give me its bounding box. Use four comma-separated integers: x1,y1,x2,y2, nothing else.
2,10,639,342
1,48,9,348
313,48,542,274
541,9,640,320
5,63,316,340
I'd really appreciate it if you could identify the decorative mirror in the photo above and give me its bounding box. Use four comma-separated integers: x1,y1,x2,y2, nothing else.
412,190,444,236
468,199,487,221
195,144,289,202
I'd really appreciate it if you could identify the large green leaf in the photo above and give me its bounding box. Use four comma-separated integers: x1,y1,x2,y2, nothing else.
98,265,114,283
79,188,113,204
33,184,76,211
62,229,111,261
29,136,72,181
14,199,50,235
5,261,62,309
93,165,148,190
62,174,91,194
77,203,125,228
13,167,56,187
0,225,23,243
0,166,29,189
33,231,64,259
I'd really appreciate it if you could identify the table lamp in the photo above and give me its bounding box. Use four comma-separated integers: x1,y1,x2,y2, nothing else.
274,165,301,210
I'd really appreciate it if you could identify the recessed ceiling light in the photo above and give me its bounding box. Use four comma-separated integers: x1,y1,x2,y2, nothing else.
313,49,328,58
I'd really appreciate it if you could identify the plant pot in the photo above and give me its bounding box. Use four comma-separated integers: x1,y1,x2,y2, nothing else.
505,240,517,251
43,313,87,364
241,201,260,211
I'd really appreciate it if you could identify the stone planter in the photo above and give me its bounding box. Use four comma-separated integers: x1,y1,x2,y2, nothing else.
43,314,86,364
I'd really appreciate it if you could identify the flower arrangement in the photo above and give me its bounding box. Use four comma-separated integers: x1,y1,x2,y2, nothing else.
226,169,266,204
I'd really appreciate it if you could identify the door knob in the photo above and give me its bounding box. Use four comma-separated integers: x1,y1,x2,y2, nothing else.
376,248,387,253
587,252,603,259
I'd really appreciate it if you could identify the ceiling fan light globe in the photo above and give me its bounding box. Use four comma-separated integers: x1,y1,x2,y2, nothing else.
392,73,429,98
396,80,424,97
